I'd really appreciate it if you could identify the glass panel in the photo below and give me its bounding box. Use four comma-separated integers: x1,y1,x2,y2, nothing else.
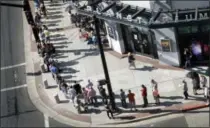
201,25,210,32
191,26,198,33
178,26,191,34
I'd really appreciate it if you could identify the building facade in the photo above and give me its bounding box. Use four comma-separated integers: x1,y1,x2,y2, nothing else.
103,0,210,67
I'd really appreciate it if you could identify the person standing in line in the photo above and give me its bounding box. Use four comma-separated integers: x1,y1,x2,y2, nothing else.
192,77,198,95
153,87,160,104
151,79,159,96
200,75,207,89
100,87,108,104
141,85,148,107
43,26,50,44
120,89,127,108
204,86,209,105
182,80,189,100
34,12,41,26
73,81,82,95
87,86,97,105
127,90,137,111
128,52,136,69
49,64,58,79
39,29,45,44
86,79,93,89
62,80,68,94
68,86,76,104
105,103,114,119
82,87,89,104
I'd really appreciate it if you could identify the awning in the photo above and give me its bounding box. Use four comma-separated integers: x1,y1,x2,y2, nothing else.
71,0,152,28
148,7,210,29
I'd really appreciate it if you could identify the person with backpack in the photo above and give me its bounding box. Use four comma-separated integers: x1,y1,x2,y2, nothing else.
128,52,136,69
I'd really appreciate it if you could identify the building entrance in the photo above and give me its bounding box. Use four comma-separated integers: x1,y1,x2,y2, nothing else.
177,25,210,66
131,30,151,56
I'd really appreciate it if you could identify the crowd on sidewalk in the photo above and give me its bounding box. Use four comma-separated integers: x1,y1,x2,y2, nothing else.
31,0,210,120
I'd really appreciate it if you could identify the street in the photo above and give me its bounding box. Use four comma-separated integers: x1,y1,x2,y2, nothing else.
136,107,209,127
0,1,72,127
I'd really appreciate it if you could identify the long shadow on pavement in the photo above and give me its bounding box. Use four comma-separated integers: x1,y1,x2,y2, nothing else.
43,20,62,24
47,15,64,20
47,11,62,16
134,66,158,72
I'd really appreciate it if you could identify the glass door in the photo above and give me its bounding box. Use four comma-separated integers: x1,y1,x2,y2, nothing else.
131,31,151,56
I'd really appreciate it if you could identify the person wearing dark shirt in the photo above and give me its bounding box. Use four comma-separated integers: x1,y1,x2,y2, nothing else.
73,81,82,95
105,103,114,119
128,52,136,69
99,87,107,104
184,48,192,68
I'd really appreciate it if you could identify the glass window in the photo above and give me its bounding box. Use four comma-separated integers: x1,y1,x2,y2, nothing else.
201,25,210,32
178,26,191,34
178,26,199,34
191,26,198,33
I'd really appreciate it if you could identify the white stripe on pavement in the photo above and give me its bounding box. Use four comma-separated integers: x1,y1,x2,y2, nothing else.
1,84,27,92
44,114,50,128
1,63,26,70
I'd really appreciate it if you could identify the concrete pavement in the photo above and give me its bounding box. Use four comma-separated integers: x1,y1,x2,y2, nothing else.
25,0,209,127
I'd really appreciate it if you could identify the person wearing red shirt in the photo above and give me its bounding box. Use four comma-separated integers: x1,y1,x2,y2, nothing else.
141,85,148,107
127,90,137,111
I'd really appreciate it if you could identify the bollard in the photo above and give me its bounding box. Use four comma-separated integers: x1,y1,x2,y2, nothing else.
43,79,49,89
54,94,60,104
40,64,46,73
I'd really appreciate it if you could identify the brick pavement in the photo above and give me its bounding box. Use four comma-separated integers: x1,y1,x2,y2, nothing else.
25,0,209,127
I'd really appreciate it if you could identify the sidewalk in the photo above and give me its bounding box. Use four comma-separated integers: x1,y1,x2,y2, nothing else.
26,1,209,127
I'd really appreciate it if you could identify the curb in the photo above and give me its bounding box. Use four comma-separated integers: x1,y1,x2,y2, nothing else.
101,112,172,126
182,104,209,112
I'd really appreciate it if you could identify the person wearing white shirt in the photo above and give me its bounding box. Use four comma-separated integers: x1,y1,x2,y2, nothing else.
204,86,209,105
68,86,76,104
86,79,93,88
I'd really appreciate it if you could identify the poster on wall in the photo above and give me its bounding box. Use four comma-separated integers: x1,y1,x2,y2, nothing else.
161,39,171,52
107,26,117,40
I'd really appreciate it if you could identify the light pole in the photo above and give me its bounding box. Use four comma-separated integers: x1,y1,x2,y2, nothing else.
90,0,116,110
93,15,116,110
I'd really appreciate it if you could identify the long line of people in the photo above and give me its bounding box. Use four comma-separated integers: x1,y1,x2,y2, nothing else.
35,0,210,118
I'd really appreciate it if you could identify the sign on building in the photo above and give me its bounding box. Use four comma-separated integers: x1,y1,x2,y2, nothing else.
161,39,171,52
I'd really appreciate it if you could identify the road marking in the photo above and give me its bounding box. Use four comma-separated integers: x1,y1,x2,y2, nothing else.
44,114,50,128
0,84,27,92
0,63,26,70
